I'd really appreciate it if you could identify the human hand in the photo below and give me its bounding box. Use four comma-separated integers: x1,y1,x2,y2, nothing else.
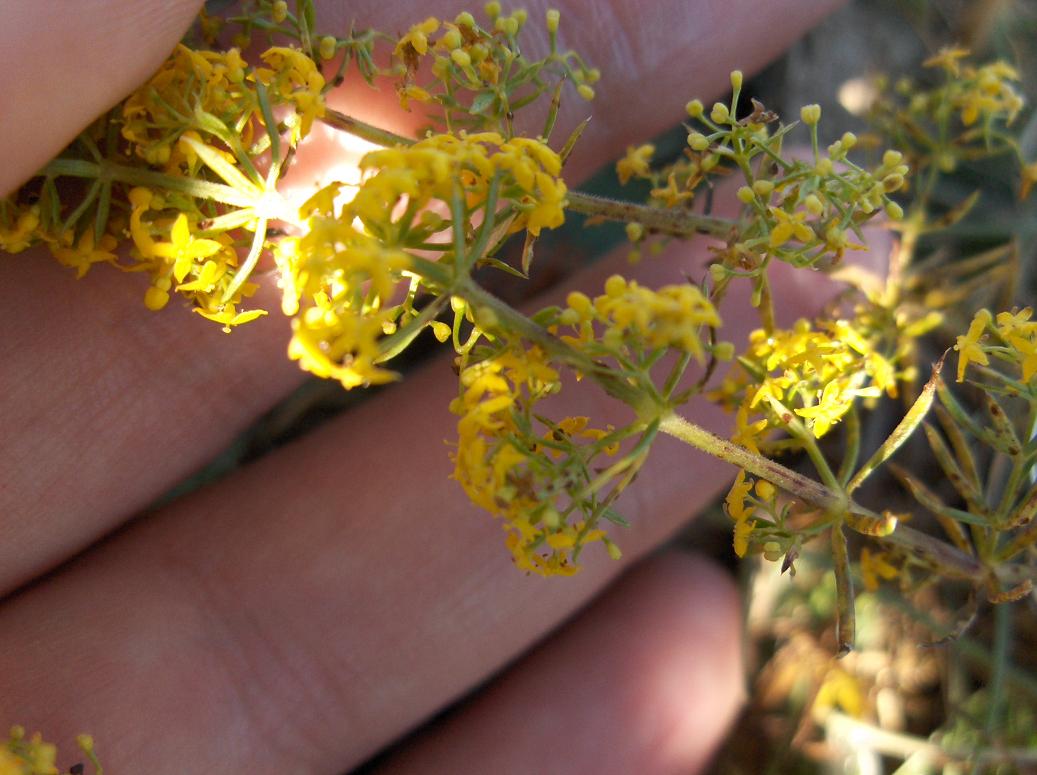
0,1,842,772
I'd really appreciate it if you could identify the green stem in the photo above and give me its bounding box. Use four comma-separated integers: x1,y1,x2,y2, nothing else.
985,601,1012,739
456,278,646,409
565,191,734,239
832,522,855,656
657,412,851,515
321,108,414,147
320,110,737,242
42,158,271,213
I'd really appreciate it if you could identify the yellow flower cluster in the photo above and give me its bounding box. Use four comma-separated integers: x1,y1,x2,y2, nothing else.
254,47,327,142
720,317,900,442
127,186,265,327
2,36,330,330
357,132,567,238
560,274,722,363
272,131,565,390
122,45,252,166
723,471,778,557
956,307,1037,383
756,148,908,261
615,141,705,210
123,43,325,161
2,725,99,775
450,346,621,576
923,47,1025,127
274,188,412,388
392,7,598,132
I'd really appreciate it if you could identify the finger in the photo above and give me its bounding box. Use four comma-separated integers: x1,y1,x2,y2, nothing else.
0,0,203,196
374,551,744,775
0,1,840,592
0,264,303,594
0,217,820,774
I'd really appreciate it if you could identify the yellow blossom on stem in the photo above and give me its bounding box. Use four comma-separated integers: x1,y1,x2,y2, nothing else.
725,469,756,557
859,547,899,591
616,144,655,184
954,309,992,381
768,206,814,249
152,213,225,283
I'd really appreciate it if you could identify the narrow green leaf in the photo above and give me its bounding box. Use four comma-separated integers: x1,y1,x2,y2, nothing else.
888,463,982,549
559,117,590,165
376,295,450,364
923,423,988,515
221,217,268,303
254,78,281,167
180,134,263,195
847,354,943,494
469,91,497,116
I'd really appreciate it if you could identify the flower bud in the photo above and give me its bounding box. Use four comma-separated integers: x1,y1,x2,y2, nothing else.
687,132,710,151
546,8,560,33
541,507,561,529
441,28,462,49
713,341,735,360
685,99,704,118
882,149,903,167
800,103,821,126
318,36,337,61
752,179,775,197
710,102,730,124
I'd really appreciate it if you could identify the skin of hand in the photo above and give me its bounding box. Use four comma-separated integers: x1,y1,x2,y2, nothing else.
0,1,844,772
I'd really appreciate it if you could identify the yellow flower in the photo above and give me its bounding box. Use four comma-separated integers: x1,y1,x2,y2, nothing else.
395,17,440,58
995,307,1037,381
725,469,755,522
795,377,854,437
923,46,971,77
725,470,756,557
616,144,654,184
768,207,814,249
257,47,327,142
195,303,267,333
859,547,899,591
152,213,225,283
650,172,693,208
288,288,399,388
0,205,39,253
524,172,567,236
49,229,118,278
954,309,992,381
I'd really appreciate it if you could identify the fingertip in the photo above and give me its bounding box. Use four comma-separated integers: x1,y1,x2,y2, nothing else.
1,0,203,195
